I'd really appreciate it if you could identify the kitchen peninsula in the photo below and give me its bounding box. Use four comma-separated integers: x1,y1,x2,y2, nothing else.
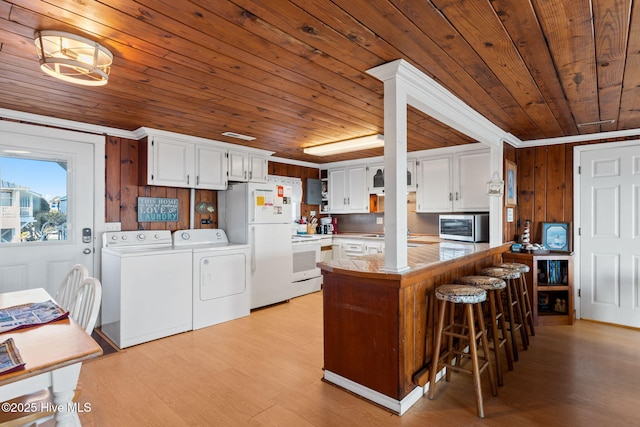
318,241,511,415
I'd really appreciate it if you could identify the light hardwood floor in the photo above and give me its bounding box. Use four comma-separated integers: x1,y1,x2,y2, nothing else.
76,291,640,426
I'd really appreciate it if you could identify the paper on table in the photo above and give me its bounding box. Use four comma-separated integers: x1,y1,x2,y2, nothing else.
0,337,25,375
0,300,69,334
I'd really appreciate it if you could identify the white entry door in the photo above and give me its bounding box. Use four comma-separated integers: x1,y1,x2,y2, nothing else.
579,142,640,327
0,122,101,297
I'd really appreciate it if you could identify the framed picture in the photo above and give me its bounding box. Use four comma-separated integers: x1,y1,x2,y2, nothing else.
541,222,571,252
505,160,517,206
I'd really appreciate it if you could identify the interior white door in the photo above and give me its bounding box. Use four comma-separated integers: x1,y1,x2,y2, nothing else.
580,143,640,327
0,130,96,297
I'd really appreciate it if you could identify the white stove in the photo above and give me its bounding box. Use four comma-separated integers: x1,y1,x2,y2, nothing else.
173,229,250,330
291,234,322,298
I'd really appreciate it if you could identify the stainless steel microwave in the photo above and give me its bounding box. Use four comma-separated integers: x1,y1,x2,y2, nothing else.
439,214,489,242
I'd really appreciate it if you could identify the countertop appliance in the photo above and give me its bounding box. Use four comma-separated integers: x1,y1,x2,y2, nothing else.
101,230,192,348
439,214,489,242
173,229,250,330
219,182,294,309
291,234,322,297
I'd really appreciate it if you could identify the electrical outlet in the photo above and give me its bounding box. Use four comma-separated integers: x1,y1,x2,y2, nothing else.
376,217,383,225
105,222,121,231
310,210,316,217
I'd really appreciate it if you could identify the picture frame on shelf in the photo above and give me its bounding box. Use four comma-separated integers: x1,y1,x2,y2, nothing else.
541,222,571,252
505,159,517,206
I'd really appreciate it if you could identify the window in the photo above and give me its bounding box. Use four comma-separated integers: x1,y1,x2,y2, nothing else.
0,156,67,243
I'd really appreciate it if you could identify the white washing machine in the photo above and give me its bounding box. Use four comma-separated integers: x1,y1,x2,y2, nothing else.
101,230,193,348
173,229,251,330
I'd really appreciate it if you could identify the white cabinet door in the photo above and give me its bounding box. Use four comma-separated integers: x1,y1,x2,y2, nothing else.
416,155,452,212
347,165,368,212
328,168,348,213
416,149,489,212
455,150,490,211
150,137,195,188
196,145,227,189
249,154,268,182
228,149,248,182
228,151,268,182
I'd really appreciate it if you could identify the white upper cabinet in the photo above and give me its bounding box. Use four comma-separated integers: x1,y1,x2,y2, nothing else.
146,136,195,188
328,165,368,213
195,145,227,189
228,150,268,183
367,160,417,194
416,148,490,212
137,128,273,190
144,136,227,190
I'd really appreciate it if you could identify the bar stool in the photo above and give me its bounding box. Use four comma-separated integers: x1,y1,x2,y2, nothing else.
428,284,497,418
459,276,514,386
499,262,536,338
479,267,527,361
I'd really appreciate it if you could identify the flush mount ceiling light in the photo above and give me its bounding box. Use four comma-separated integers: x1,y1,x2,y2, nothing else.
303,134,384,156
34,30,113,86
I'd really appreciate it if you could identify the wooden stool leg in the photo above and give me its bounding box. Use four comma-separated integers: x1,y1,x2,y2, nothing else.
511,278,529,349
486,291,504,386
504,277,520,360
520,276,536,337
476,302,498,397
495,288,514,371
428,299,447,400
466,303,486,418
445,301,456,382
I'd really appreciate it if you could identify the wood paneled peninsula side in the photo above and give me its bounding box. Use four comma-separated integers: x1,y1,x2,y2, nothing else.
318,242,511,415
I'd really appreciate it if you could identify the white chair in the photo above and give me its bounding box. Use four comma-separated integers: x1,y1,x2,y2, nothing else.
55,264,89,311
68,277,102,334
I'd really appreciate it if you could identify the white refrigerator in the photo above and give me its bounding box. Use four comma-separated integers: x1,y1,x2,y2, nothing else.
219,182,294,309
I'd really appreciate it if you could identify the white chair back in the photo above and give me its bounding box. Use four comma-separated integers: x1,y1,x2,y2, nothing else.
55,264,89,311
69,277,102,334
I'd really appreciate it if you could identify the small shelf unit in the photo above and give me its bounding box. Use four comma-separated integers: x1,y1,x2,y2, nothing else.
502,251,575,326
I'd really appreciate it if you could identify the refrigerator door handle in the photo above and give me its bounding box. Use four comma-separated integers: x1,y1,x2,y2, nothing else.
250,226,256,274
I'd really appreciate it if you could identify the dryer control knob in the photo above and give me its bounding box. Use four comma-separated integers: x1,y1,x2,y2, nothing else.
137,233,146,241
181,232,191,240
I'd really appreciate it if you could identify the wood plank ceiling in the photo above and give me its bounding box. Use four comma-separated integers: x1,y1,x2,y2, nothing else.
0,0,638,163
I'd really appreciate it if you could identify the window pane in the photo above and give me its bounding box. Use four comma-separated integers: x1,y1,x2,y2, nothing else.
0,156,67,243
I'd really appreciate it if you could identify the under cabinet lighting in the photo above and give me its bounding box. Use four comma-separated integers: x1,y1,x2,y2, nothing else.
304,134,384,156
34,31,113,86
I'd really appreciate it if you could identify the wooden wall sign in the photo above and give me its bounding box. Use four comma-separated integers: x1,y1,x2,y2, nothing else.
137,197,179,222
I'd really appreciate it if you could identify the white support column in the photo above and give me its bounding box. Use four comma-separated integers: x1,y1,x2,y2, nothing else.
368,59,520,256
382,75,409,272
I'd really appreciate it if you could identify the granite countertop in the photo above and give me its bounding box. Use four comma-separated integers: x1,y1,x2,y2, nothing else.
318,241,494,277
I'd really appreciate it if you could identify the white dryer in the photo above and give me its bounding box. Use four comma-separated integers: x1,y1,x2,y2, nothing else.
173,229,251,330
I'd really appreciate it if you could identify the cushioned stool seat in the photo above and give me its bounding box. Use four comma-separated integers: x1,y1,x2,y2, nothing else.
428,284,497,418
459,276,514,386
499,262,535,338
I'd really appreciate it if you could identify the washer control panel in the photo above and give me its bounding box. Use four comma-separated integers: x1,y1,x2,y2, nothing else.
103,230,173,248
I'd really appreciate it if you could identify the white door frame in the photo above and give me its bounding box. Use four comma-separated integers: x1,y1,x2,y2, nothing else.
573,139,640,321
0,120,106,281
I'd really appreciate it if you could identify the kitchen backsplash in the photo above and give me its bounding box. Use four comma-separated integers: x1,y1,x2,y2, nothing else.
332,193,439,235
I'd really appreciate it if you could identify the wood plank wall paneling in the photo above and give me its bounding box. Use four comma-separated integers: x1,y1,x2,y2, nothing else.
511,134,639,248
105,136,211,231
268,162,321,221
